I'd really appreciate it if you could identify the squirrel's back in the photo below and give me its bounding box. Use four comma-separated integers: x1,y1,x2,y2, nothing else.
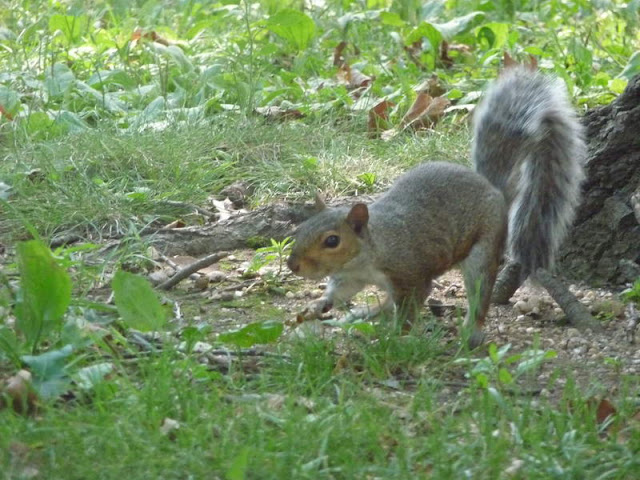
369,161,506,276
472,66,586,278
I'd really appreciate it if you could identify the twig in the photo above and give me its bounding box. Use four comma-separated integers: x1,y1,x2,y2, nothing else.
158,251,229,290
205,349,291,359
625,303,639,344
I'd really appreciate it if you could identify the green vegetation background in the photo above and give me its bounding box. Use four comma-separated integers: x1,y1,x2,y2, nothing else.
0,1,639,479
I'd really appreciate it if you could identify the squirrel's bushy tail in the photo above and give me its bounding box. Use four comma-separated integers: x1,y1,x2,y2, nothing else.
472,67,586,278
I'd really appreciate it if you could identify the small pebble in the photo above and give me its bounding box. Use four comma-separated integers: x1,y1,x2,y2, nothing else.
149,270,169,285
207,270,226,283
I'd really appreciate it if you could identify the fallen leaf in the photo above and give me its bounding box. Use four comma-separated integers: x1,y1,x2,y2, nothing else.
595,398,617,425
404,40,424,68
440,41,472,67
400,94,451,130
399,92,433,128
367,100,395,138
416,74,446,98
333,40,348,66
131,29,170,46
164,219,186,229
337,63,372,89
440,41,454,67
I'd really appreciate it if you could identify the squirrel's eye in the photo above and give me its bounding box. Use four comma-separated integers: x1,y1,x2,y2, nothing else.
324,235,340,248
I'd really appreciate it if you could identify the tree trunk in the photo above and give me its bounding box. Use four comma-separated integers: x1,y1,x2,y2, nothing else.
558,74,640,286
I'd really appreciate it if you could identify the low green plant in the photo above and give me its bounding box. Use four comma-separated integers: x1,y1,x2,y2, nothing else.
621,277,640,305
0,239,170,400
218,320,284,349
247,236,294,277
455,342,557,389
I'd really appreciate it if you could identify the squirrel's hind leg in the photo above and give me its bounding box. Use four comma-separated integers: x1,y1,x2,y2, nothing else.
389,280,432,331
460,235,504,348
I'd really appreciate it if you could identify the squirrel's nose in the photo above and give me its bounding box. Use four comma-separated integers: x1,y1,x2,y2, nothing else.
287,255,300,274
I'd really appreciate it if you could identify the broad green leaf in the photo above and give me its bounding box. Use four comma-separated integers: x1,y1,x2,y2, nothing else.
348,322,375,336
44,63,76,98
266,9,316,51
74,362,113,390
431,11,485,40
406,22,442,50
477,22,509,49
498,367,513,385
15,241,72,350
619,51,640,80
474,372,489,388
337,10,382,30
22,344,73,398
150,43,194,72
87,69,137,89
218,321,283,348
0,85,20,116
22,344,73,378
48,14,89,44
609,78,627,94
112,271,167,332
379,12,405,27
54,111,88,133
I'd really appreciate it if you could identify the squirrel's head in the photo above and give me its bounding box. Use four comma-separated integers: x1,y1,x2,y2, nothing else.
287,197,370,280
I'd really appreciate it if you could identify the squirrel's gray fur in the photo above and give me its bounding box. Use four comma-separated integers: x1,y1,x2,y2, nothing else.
472,67,586,278
287,66,585,347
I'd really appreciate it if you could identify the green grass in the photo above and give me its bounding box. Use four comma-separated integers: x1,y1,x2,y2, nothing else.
1,0,640,478
1,331,639,479
0,117,468,240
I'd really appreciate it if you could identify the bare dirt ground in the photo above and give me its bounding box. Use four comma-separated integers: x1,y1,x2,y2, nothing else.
173,250,640,401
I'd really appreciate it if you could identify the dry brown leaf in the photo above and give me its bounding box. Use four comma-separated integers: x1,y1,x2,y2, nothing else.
440,41,473,68
416,74,446,97
367,100,395,138
333,40,348,67
131,29,170,46
399,92,433,128
402,94,451,131
404,40,424,68
164,219,186,229
440,41,454,68
337,64,372,89
1,370,38,415
595,398,617,425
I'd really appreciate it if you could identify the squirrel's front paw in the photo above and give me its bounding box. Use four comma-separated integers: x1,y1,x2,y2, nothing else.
299,297,333,321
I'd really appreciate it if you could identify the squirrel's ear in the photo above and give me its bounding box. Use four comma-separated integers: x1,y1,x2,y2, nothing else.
346,203,369,235
502,51,517,70
314,192,326,211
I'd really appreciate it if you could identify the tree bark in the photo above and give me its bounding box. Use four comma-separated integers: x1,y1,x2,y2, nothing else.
558,74,640,286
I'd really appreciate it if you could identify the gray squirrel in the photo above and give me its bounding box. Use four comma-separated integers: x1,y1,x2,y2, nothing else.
287,63,585,347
